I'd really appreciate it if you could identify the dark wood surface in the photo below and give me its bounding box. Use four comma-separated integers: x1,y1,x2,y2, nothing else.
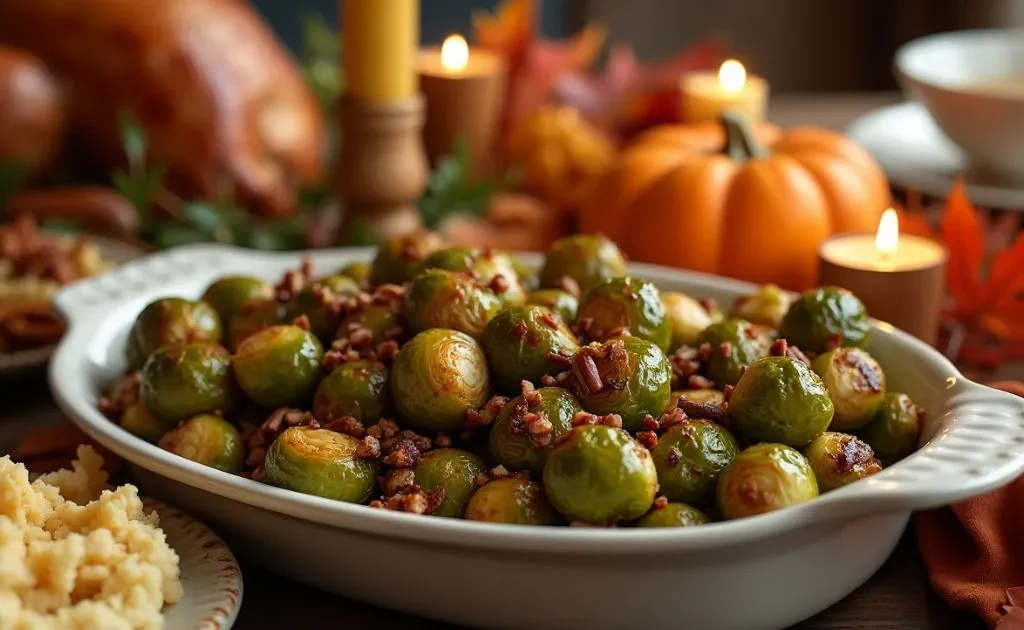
0,374,985,630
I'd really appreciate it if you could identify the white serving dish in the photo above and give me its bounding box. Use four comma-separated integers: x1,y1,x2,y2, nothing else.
895,29,1024,181
49,243,1024,630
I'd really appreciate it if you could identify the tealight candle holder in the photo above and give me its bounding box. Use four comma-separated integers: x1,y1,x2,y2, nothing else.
681,59,769,125
418,34,506,175
818,209,948,345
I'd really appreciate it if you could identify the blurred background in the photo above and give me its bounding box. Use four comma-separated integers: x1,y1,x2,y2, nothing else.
256,0,1024,92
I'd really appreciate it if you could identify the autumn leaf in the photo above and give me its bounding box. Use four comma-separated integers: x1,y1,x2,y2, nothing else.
933,178,1024,354
472,0,534,66
983,231,1024,310
556,38,725,139
472,0,606,148
940,178,986,317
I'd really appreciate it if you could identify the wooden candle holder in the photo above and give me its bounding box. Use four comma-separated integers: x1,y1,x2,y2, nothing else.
337,95,428,240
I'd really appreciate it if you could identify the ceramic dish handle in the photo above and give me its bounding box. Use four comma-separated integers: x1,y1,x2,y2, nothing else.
824,380,1024,515
51,243,248,323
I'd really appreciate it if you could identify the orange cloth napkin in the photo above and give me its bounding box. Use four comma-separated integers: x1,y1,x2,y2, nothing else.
916,381,1024,629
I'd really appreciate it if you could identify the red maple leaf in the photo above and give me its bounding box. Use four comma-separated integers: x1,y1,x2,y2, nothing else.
927,178,1024,369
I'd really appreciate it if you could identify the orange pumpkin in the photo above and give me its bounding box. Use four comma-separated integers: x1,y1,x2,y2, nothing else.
580,114,889,290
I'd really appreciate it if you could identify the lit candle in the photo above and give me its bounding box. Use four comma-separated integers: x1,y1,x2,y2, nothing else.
343,0,419,102
418,34,506,172
680,59,769,125
818,209,948,344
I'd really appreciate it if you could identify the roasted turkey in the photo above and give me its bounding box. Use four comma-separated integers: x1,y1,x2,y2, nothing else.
0,0,326,217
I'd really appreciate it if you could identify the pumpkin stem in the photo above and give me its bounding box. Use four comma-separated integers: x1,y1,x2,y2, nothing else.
721,111,768,162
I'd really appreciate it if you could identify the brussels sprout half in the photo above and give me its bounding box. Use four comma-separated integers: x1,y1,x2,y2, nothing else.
263,426,379,503
716,443,818,520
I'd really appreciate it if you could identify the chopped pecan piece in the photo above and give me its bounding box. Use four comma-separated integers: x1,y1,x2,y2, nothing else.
489,274,511,295
381,468,416,496
355,436,382,460
98,371,142,417
382,438,421,467
521,380,543,405
636,431,659,450
322,415,365,438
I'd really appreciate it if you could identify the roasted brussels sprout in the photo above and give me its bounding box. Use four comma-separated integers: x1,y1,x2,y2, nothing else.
157,414,243,473
698,318,772,387
512,257,540,291
489,387,581,472
811,347,886,430
568,336,672,433
716,443,819,519
127,298,222,369
481,305,580,394
576,276,672,351
421,246,527,305
465,478,559,525
312,361,390,424
539,234,627,295
286,280,359,343
233,325,324,408
636,502,711,528
337,261,372,287
543,424,657,524
119,403,168,443
140,343,235,423
391,329,491,432
662,291,714,350
728,356,834,447
370,230,447,286
729,284,791,330
202,276,273,325
340,303,401,339
403,269,502,339
667,389,727,411
779,286,870,353
526,289,578,322
859,392,923,463
652,420,739,506
263,426,379,503
802,432,882,492
226,298,287,351
413,448,487,518
317,274,363,296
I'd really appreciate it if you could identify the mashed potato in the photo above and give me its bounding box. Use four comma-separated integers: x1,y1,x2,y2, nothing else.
0,446,183,630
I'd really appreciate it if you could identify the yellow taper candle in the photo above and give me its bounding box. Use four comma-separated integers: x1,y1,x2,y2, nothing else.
343,0,419,102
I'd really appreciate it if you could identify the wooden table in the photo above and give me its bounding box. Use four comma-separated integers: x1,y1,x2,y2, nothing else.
0,92,999,629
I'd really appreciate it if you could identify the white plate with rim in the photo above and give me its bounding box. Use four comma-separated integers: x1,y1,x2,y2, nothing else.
47,243,1024,630
143,496,243,629
846,101,1024,210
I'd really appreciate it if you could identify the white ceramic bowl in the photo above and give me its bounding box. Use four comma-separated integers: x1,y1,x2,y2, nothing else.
895,29,1024,181
49,244,1024,630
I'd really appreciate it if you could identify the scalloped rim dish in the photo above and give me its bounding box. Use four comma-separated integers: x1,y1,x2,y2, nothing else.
46,243,1024,555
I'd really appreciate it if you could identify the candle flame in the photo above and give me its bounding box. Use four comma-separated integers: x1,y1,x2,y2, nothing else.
875,208,899,257
719,59,746,93
441,34,469,72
